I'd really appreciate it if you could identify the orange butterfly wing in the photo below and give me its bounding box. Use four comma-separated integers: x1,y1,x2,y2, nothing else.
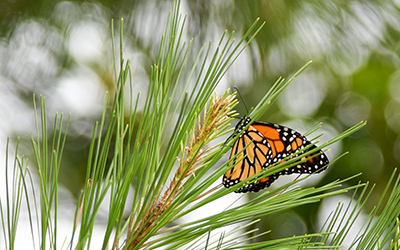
252,121,329,176
222,123,276,192
223,117,329,193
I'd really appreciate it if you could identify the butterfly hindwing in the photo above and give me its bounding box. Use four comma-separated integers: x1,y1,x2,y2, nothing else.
223,117,329,193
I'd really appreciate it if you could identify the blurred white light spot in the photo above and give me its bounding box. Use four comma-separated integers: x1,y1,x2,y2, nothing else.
293,12,332,60
385,100,400,134
52,68,106,117
335,92,371,126
130,1,172,57
278,73,327,118
225,44,253,87
388,70,400,103
4,20,61,92
394,136,400,163
268,212,306,238
350,2,384,48
383,4,400,32
328,36,369,76
53,1,81,27
350,139,384,176
267,45,288,74
68,22,107,64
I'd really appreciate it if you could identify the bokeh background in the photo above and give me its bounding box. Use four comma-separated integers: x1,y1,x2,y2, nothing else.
1,0,399,246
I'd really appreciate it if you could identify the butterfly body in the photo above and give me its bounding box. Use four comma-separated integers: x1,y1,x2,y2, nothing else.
223,117,329,193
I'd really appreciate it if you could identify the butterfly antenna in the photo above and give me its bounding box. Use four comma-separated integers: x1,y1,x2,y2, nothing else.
233,87,249,114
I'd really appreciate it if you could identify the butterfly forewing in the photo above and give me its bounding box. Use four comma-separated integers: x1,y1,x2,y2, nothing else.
252,121,329,176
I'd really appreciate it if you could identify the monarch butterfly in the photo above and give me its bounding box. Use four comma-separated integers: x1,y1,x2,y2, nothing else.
222,116,329,193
